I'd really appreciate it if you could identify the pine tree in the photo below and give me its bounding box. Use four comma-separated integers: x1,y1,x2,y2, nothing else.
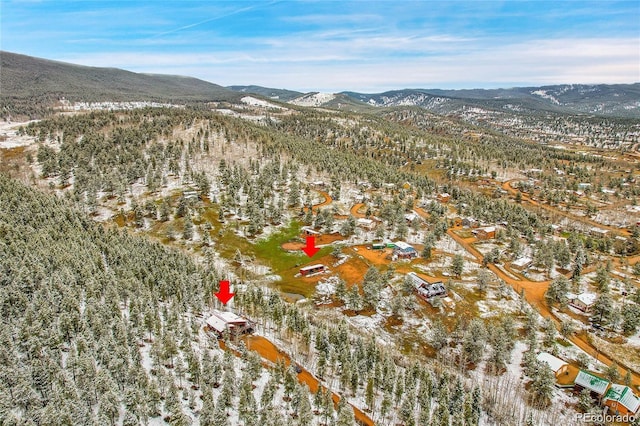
261,376,278,409
399,390,416,426
593,292,613,324
238,374,257,422
450,254,464,278
362,266,382,309
421,233,434,259
322,388,334,424
542,317,557,349
296,384,313,425
430,319,449,351
380,392,392,421
200,386,216,426
212,394,230,426
365,377,375,411
336,397,355,426
462,319,486,364
335,279,347,303
340,215,357,237
604,362,621,382
545,276,569,306
577,388,593,412
530,363,555,407
477,268,491,294
347,285,363,311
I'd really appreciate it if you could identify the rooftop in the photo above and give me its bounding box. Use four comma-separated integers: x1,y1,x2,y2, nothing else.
394,241,414,251
300,263,325,271
476,226,496,233
536,352,568,373
512,257,533,267
206,310,248,333
576,293,597,306
603,384,640,413
574,370,610,395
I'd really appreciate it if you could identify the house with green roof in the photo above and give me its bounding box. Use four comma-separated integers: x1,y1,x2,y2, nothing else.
603,384,640,416
574,370,610,400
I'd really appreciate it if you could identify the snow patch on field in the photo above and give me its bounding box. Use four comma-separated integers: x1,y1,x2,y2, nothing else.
345,313,385,333
0,120,39,148
531,90,561,105
290,92,336,107
241,96,286,110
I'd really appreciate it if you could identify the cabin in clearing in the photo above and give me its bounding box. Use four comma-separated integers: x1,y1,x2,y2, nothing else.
393,241,418,260
407,272,447,301
536,352,569,378
300,264,326,276
473,226,496,240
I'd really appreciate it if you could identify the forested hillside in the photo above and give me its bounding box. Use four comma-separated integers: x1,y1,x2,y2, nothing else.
0,106,585,424
0,174,538,425
1,57,638,426
0,51,241,119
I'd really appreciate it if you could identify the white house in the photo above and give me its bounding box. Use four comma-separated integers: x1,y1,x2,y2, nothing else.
568,292,597,312
536,352,569,377
206,310,253,338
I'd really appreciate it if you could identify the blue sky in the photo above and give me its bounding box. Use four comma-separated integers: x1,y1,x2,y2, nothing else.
2,1,639,92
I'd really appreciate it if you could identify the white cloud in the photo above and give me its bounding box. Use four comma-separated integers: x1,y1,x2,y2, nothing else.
60,36,640,92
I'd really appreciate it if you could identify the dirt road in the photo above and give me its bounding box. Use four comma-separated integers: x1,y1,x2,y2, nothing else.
350,203,366,218
304,190,333,213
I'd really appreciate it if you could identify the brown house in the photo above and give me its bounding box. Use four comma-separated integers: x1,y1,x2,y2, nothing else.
473,226,496,240
437,193,451,203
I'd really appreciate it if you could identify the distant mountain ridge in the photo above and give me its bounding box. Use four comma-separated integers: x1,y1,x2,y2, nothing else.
342,84,640,117
227,85,302,101
1,51,241,117
2,51,638,119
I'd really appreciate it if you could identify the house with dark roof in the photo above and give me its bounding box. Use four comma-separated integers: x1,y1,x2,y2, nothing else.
408,272,448,301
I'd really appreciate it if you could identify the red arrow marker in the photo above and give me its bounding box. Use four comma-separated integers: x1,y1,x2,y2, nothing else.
214,280,235,305
302,236,320,257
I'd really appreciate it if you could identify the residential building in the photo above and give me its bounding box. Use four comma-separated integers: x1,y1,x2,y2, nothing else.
437,193,450,203
393,241,418,259
206,310,254,339
574,370,610,400
603,384,640,416
536,352,569,377
300,264,326,276
407,272,448,300
473,226,496,240
511,257,532,271
568,292,597,312
301,226,320,236
357,218,376,230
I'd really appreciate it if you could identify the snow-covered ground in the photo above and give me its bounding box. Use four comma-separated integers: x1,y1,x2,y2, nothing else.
240,96,287,110
289,93,336,107
0,120,39,148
